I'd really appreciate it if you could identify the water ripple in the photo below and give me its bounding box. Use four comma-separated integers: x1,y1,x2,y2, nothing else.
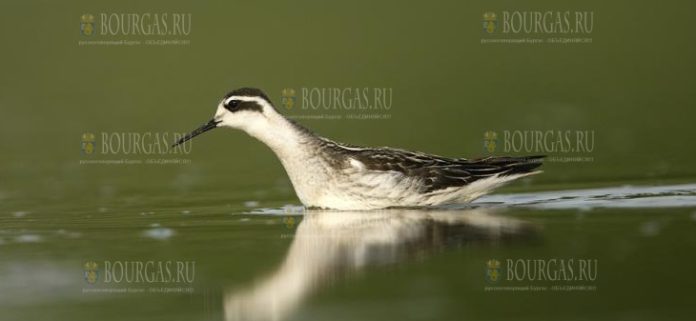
143,227,175,240
478,183,696,209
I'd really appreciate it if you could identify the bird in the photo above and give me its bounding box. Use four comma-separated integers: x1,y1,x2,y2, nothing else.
172,87,544,210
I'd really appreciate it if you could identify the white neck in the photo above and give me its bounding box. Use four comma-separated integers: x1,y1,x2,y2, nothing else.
221,97,323,206
242,107,313,161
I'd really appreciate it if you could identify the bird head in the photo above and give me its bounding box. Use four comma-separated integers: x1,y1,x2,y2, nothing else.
172,87,275,147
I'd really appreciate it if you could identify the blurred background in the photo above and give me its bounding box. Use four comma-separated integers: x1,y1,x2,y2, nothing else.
1,0,695,198
1,0,695,320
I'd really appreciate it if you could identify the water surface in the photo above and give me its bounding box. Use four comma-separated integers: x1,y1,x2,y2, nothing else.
1,183,695,321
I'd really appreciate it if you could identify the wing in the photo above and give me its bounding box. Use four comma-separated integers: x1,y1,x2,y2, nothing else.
344,147,544,193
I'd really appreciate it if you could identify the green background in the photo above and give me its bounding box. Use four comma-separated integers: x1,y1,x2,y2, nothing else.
1,1,695,320
2,0,695,198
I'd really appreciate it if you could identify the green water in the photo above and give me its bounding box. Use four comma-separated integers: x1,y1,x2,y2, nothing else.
1,0,696,320
1,195,696,321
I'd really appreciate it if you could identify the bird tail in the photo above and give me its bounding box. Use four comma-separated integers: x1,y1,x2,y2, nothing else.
475,155,545,177
431,155,545,205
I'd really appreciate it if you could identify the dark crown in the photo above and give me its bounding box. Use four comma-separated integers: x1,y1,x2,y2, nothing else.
224,87,272,104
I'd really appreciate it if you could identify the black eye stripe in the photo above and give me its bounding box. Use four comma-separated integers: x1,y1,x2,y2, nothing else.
224,99,240,111
224,99,263,113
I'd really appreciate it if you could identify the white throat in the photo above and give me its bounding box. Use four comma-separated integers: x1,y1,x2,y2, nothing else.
248,111,308,159
217,95,325,206
222,96,312,161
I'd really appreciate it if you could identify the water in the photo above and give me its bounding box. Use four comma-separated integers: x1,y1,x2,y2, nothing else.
1,183,695,321
2,0,695,319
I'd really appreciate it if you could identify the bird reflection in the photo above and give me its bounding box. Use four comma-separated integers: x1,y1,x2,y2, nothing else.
224,208,536,321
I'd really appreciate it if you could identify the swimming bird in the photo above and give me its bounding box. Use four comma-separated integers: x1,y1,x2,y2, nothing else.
172,88,544,210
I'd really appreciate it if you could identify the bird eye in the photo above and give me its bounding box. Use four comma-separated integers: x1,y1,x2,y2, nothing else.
224,99,240,111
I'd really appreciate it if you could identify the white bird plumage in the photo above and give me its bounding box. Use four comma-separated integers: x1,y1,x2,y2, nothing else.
173,88,544,210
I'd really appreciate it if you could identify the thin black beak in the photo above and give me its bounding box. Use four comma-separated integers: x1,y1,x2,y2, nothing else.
172,119,221,147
